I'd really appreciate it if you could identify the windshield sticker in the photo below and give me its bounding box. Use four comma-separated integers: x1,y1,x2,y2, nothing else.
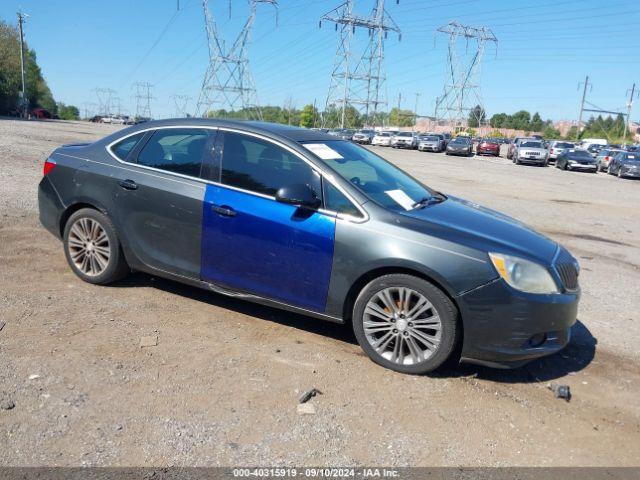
385,189,415,211
303,143,344,160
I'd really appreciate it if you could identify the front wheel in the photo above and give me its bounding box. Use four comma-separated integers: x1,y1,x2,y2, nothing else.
352,274,459,374
63,208,129,285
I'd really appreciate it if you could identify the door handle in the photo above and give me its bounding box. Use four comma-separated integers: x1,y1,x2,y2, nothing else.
118,179,138,190
211,204,236,217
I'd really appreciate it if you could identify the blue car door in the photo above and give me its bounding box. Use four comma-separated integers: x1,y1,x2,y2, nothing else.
200,130,336,312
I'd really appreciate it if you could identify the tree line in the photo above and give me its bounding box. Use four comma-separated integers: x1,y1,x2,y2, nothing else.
0,19,78,119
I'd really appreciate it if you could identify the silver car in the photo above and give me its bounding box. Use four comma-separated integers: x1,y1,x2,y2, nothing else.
392,131,417,149
548,141,575,162
418,134,446,152
513,140,549,166
352,129,375,144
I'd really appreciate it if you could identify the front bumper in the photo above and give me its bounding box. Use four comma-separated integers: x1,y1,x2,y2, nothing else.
567,163,597,171
447,149,470,155
393,142,415,148
477,147,499,155
620,167,640,177
418,143,440,151
458,278,579,368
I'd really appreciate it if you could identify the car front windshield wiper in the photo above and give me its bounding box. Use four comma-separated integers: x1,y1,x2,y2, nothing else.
412,191,447,209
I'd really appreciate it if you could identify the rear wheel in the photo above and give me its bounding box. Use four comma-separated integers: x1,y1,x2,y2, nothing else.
352,274,458,374
63,208,129,285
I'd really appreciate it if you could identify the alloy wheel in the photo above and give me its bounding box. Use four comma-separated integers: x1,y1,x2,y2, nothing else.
363,287,442,365
67,217,110,277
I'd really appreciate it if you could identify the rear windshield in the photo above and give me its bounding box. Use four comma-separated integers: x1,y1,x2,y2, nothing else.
567,150,592,159
555,142,574,148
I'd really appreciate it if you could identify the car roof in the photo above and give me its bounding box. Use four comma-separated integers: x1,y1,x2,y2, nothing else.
107,118,339,143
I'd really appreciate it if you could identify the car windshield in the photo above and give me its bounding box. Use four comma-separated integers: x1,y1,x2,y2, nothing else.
555,142,574,148
451,138,468,144
302,140,435,212
567,150,592,160
377,132,390,137
421,136,440,141
397,132,413,137
520,141,543,148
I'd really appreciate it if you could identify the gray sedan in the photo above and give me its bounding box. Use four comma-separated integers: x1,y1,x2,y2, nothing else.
38,119,579,374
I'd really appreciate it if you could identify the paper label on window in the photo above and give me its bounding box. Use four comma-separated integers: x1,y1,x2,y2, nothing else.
304,143,344,160
385,189,415,211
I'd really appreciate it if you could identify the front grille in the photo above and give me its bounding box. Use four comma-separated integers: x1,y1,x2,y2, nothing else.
554,248,579,291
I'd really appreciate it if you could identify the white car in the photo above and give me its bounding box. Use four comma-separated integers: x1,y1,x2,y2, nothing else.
391,131,417,149
371,132,393,146
548,141,575,162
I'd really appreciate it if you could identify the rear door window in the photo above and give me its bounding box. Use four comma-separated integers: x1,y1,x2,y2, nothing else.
136,128,210,178
110,132,146,161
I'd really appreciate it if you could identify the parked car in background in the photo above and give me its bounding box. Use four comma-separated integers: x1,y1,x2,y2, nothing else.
445,137,473,156
476,138,500,156
38,118,580,374
507,137,535,159
587,144,604,157
88,116,103,123
391,131,417,149
607,151,640,178
326,129,342,136
548,141,575,162
513,140,549,166
337,129,355,141
580,138,607,152
352,129,375,144
31,108,53,119
371,131,393,146
555,149,597,172
417,134,446,152
441,132,452,146
595,149,622,172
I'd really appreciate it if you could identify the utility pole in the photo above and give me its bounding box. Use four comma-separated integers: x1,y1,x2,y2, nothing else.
577,75,590,140
413,92,420,130
17,11,29,118
623,83,636,146
133,81,154,119
321,0,401,129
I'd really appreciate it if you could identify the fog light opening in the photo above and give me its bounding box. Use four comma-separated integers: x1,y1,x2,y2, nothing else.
528,333,548,348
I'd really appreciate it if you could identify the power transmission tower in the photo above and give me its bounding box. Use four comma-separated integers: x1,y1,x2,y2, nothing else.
133,81,154,119
196,0,278,119
171,94,191,118
17,11,29,117
94,88,116,116
436,21,497,132
320,0,401,129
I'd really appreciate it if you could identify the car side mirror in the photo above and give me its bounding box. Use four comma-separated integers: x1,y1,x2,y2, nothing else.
275,184,321,209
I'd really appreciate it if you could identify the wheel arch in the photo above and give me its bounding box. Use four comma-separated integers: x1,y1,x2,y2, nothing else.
59,201,109,237
341,265,462,326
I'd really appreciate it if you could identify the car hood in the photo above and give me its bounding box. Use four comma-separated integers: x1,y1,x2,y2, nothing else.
398,196,558,265
419,140,439,144
448,143,469,148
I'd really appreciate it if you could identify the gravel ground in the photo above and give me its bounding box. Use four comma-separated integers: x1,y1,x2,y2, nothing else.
0,119,639,467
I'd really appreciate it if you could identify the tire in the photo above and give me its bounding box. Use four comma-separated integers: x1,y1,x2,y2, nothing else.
618,168,624,178
352,274,459,374
63,208,129,285
607,165,613,175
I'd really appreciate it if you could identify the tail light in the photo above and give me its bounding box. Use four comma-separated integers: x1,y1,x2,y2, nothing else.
43,158,56,176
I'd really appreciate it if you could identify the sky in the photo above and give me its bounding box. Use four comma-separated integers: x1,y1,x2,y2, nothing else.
1,0,639,121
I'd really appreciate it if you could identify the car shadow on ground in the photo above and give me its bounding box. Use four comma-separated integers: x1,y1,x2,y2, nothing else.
113,273,596,384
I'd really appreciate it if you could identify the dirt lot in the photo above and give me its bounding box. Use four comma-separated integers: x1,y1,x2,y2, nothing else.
1,119,639,467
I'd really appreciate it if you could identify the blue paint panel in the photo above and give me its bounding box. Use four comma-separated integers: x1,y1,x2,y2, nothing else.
201,184,336,312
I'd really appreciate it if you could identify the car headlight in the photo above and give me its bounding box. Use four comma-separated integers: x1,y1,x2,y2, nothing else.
489,253,559,294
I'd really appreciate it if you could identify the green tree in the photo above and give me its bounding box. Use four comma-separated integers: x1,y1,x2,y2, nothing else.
467,104,486,128
542,124,561,139
57,103,79,120
489,113,508,128
509,110,531,130
298,104,318,128
388,107,415,127
530,112,544,132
